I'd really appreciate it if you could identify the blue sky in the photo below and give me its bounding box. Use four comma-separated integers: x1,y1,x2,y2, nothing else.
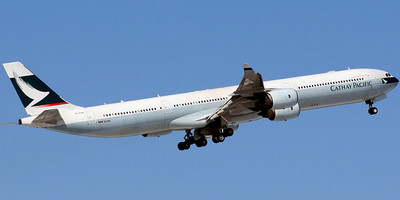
1,1,399,199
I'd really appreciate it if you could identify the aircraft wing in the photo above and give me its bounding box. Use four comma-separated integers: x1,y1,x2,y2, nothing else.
207,64,266,123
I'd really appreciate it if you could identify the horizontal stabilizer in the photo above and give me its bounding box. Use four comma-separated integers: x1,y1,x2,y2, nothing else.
31,109,65,128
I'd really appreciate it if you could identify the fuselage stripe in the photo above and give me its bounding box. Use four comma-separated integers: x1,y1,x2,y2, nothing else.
34,101,68,108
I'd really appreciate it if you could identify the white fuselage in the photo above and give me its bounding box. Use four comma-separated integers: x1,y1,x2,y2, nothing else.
22,68,397,137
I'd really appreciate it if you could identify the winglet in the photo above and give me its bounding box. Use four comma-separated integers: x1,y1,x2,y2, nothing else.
243,63,256,75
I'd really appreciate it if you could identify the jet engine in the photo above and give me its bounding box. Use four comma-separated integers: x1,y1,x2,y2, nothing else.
256,88,298,110
266,88,298,109
266,103,300,121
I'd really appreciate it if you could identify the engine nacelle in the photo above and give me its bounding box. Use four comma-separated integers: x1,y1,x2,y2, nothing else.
266,103,300,121
266,88,298,110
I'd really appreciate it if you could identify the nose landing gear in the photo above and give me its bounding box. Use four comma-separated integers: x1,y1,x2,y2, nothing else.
366,100,378,115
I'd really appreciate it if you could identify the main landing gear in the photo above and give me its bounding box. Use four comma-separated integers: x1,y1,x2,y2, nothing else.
177,129,207,151
212,127,234,143
366,100,378,115
177,127,235,151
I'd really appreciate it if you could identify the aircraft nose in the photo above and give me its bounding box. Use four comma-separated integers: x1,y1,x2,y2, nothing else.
392,76,399,84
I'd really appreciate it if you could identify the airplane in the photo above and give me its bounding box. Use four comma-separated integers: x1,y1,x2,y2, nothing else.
2,61,398,151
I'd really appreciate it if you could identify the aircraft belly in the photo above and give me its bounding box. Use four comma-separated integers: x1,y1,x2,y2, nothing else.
49,111,168,137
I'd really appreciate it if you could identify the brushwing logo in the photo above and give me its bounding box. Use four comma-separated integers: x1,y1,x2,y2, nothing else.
13,71,50,108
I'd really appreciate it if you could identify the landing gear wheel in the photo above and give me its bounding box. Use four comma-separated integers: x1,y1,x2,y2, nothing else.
212,135,220,143
218,134,225,142
366,100,378,116
178,142,186,151
224,128,234,137
368,107,378,115
195,138,208,147
212,133,226,143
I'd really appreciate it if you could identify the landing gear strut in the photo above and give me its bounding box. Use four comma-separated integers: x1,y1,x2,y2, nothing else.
366,100,378,115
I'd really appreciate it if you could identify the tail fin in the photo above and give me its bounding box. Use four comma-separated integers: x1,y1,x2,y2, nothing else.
3,61,81,116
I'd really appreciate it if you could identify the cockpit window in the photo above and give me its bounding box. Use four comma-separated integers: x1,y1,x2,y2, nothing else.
386,73,391,77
